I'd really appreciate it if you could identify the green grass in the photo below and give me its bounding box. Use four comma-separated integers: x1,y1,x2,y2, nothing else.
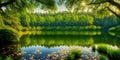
97,44,108,54
107,49,120,60
92,44,120,60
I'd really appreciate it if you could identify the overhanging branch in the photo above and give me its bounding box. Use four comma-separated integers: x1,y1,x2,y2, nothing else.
0,0,16,7
108,0,120,9
88,1,108,5
107,7,120,18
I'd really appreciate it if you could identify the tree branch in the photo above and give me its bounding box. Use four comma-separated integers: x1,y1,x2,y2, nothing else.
108,0,120,9
107,7,120,18
0,0,16,7
88,1,108,5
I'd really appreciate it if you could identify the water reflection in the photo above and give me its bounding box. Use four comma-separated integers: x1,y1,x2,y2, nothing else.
20,46,98,60
1,32,120,60
20,34,120,47
20,31,101,36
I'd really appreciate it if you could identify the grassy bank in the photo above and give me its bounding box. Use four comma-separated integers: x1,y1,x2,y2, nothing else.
92,44,120,60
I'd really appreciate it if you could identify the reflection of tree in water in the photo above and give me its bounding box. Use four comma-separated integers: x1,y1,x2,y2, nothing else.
0,43,21,60
20,35,95,47
93,34,120,47
20,46,98,60
20,34,120,48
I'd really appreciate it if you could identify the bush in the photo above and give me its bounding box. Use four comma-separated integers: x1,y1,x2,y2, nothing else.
0,29,19,43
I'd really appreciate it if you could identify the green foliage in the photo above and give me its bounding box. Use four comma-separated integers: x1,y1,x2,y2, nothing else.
47,16,55,23
99,55,108,60
55,14,63,22
67,49,81,60
93,44,120,60
0,56,2,60
1,0,56,12
20,13,31,27
20,35,95,47
20,35,31,46
109,26,120,35
4,56,13,60
97,44,108,54
63,0,120,18
108,27,116,31
38,16,46,24
107,49,120,60
21,13,95,28
0,29,19,43
39,0,57,11
0,15,4,27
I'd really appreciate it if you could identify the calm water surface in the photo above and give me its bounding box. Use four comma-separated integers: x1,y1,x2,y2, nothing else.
0,32,120,60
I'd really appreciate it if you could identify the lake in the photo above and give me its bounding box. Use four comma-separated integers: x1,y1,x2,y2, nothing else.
0,31,120,60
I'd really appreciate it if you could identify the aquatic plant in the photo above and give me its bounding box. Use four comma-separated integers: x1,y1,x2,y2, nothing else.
99,55,108,60
67,49,81,60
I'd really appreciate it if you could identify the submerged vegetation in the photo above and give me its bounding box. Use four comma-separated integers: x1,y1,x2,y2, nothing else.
67,49,81,60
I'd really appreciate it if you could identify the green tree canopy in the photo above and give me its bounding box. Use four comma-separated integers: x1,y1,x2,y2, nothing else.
0,0,120,18
58,0,120,18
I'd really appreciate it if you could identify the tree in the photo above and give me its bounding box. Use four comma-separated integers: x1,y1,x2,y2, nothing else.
88,0,120,18
58,0,120,18
0,0,57,13
20,13,31,27
0,0,57,30
55,14,63,22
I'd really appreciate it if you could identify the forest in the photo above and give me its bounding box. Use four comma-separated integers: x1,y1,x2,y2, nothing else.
0,0,120,60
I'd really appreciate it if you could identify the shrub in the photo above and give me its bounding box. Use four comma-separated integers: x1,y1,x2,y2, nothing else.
0,29,19,43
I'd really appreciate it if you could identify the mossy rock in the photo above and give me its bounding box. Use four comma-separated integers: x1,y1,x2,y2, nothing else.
0,29,19,43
